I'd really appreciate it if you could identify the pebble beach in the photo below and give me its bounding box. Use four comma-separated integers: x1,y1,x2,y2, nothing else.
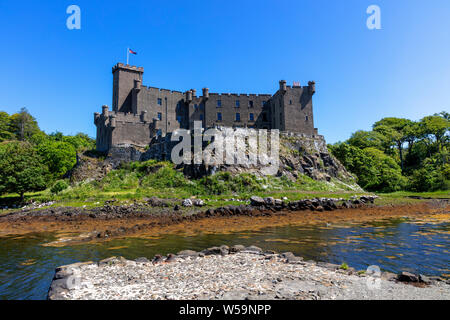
48,245,450,300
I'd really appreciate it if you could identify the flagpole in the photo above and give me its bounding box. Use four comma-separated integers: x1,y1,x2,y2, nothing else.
127,47,129,65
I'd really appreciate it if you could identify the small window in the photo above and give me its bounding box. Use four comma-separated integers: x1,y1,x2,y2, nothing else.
217,100,222,107
200,114,204,121
235,113,240,122
157,98,162,105
289,100,292,105
249,113,254,121
157,112,162,120
194,104,198,111
305,116,309,121
156,129,162,137
217,112,222,121
176,115,182,123
235,100,240,108
249,101,254,108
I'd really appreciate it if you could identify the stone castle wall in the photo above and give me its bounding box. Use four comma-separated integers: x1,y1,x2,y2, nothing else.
95,63,318,152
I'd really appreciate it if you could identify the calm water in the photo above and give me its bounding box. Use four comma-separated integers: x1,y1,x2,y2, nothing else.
0,217,449,300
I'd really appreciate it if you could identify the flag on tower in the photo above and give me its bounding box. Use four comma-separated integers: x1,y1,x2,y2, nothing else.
129,49,137,55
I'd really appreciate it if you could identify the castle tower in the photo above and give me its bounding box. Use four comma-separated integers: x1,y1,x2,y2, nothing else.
112,63,144,113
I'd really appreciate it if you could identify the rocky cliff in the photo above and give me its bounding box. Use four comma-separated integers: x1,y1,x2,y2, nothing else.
71,129,360,190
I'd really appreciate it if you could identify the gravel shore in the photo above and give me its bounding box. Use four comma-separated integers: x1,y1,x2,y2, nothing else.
48,246,450,300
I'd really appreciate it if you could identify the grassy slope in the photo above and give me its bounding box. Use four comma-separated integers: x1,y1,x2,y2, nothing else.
0,160,448,211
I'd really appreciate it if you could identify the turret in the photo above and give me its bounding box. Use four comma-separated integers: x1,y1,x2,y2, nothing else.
202,88,209,99
140,110,147,122
308,81,316,95
279,80,287,93
134,79,141,91
191,89,197,98
185,90,193,103
109,114,116,128
94,112,100,124
102,105,109,117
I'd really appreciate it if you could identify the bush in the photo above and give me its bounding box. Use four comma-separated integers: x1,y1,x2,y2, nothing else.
0,141,48,200
51,180,69,194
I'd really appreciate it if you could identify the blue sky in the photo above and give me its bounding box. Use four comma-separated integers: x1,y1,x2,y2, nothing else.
0,0,449,143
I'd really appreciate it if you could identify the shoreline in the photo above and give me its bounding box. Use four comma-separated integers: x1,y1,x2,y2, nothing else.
0,197,448,246
48,245,450,300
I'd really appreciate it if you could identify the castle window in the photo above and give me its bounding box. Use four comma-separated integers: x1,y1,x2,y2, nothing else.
157,112,162,120
157,98,162,105
217,100,222,107
156,129,162,137
200,114,204,121
177,115,182,123
249,101,254,108
217,112,222,121
289,100,292,105
235,113,241,122
194,104,198,111
235,100,240,108
305,116,309,121
249,113,254,121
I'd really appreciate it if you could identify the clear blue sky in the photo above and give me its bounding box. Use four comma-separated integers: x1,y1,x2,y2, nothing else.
0,0,449,143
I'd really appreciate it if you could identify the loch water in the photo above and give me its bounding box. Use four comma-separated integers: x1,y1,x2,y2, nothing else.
0,216,449,300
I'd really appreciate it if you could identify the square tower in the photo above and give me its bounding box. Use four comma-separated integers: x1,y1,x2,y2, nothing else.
112,63,144,113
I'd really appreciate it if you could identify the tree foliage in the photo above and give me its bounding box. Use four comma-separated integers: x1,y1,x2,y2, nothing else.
331,112,449,192
0,141,48,199
0,109,95,199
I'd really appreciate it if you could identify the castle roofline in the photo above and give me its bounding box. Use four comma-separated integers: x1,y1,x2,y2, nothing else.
112,63,144,73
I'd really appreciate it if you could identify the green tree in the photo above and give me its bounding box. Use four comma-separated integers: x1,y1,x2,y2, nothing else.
408,150,449,192
0,141,48,200
329,143,378,189
363,148,407,192
418,115,449,152
373,117,414,172
9,108,41,141
0,111,13,142
62,133,96,152
37,140,77,179
347,130,385,150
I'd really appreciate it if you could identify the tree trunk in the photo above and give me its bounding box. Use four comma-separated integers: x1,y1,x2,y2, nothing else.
398,142,404,172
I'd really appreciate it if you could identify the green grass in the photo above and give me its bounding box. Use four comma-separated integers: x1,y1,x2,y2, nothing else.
0,159,447,211
340,262,349,270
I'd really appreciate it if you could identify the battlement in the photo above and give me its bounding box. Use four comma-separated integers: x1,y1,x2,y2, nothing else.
112,63,144,73
96,62,318,152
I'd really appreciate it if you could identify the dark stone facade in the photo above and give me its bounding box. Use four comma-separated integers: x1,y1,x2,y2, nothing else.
95,63,318,152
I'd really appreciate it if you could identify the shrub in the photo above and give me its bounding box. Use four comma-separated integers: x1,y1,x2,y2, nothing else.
51,180,69,194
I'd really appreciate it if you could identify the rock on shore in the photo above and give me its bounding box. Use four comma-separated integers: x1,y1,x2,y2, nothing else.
48,246,450,300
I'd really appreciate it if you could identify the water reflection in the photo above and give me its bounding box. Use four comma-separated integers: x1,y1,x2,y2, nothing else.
0,217,448,300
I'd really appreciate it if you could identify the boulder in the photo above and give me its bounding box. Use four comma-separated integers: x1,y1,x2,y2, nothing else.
245,245,263,253
177,250,199,257
165,254,177,263
250,196,265,206
193,199,205,207
182,199,193,207
264,197,275,205
229,244,246,253
397,271,419,283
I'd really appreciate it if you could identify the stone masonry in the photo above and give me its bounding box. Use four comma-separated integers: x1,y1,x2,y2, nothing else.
95,63,318,152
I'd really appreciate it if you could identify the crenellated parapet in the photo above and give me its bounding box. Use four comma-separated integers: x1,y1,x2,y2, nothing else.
112,63,144,73
97,62,318,152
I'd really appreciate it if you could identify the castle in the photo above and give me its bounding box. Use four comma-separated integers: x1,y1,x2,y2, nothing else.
95,63,318,152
